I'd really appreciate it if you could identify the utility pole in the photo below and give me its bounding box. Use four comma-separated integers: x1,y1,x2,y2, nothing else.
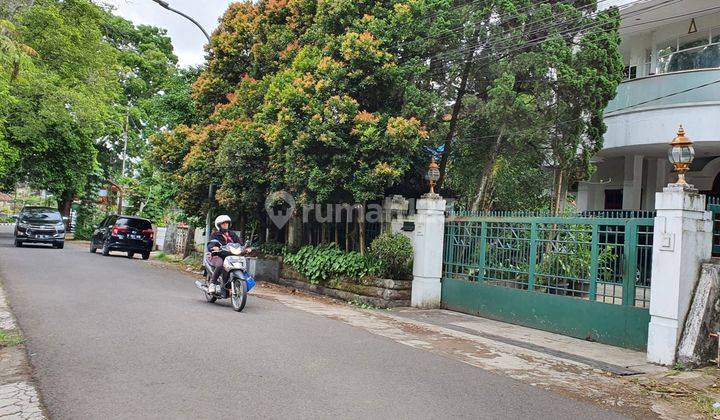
151,0,214,251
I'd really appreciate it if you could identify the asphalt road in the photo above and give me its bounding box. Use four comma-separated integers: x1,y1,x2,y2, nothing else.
0,231,626,419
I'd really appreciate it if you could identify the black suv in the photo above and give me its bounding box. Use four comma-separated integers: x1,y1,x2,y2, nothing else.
14,206,66,248
90,215,154,259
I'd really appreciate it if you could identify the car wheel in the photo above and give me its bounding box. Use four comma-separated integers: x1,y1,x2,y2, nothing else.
127,252,135,259
54,242,64,249
101,243,110,256
90,242,97,253
14,239,22,248
141,252,150,260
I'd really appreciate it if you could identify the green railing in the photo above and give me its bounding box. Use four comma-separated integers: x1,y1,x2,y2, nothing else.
708,196,720,256
443,212,654,308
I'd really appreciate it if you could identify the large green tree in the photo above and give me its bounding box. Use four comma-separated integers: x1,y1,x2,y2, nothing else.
435,0,623,212
5,0,121,215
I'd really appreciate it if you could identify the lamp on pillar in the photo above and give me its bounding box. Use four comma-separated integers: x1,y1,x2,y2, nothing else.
668,125,695,187
425,157,440,198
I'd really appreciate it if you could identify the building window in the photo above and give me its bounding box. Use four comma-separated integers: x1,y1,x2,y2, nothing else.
623,65,638,80
604,189,623,210
657,26,720,74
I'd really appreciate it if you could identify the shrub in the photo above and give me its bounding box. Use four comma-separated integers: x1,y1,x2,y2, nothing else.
258,240,286,256
283,244,381,284
74,204,105,240
369,232,413,280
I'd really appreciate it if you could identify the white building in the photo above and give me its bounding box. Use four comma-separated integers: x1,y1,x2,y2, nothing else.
577,0,720,210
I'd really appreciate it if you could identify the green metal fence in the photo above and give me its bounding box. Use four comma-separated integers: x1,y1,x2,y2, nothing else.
708,196,720,257
441,211,654,349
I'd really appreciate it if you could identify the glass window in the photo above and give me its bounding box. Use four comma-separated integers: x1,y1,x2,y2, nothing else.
679,32,709,51
20,208,62,223
657,38,677,55
623,65,637,79
116,217,152,230
656,26,720,74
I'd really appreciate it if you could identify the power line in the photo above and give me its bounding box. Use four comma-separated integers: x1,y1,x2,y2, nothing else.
393,0,619,52
417,0,679,71
450,75,720,144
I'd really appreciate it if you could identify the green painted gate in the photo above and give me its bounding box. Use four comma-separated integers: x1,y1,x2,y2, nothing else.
441,211,654,350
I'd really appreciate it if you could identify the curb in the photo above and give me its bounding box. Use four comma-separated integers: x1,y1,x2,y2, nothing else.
0,283,46,419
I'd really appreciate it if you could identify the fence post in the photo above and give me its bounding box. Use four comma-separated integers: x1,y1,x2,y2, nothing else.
527,222,538,290
622,222,638,306
647,184,713,365
588,224,599,302
411,195,446,308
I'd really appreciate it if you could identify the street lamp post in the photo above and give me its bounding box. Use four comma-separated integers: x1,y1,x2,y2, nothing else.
151,0,214,250
150,0,211,42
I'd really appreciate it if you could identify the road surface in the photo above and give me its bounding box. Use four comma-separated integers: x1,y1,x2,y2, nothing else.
0,231,626,419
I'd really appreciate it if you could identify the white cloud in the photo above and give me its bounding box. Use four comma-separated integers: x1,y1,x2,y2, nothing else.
101,0,234,67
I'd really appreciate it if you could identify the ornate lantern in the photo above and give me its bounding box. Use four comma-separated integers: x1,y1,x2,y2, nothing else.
426,157,440,194
668,125,695,186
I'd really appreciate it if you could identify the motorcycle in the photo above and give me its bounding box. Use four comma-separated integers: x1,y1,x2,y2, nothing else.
194,240,256,312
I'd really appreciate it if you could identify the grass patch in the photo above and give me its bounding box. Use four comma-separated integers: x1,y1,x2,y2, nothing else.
154,251,203,271
348,299,380,310
0,329,23,348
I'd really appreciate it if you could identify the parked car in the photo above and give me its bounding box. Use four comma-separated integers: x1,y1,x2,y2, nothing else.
14,206,66,248
90,215,154,259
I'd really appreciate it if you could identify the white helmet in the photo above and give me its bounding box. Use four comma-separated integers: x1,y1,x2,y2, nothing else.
214,214,232,230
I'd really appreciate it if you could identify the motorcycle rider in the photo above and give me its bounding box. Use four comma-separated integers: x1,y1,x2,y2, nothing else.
206,215,244,295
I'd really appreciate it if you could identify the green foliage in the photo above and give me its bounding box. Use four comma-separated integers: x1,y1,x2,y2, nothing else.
283,244,381,284
158,0,439,222
0,329,23,348
536,229,617,286
258,240,286,257
369,232,413,280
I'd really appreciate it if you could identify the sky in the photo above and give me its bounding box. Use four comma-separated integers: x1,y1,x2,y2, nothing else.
102,0,235,68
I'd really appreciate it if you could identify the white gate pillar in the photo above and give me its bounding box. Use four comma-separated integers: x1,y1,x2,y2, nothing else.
411,195,446,308
647,184,712,365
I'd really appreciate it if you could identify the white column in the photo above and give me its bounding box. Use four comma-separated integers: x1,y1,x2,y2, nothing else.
647,184,713,365
411,196,446,309
576,182,591,211
623,155,644,210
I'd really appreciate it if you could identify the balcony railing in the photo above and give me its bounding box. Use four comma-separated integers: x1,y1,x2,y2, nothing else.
605,68,720,114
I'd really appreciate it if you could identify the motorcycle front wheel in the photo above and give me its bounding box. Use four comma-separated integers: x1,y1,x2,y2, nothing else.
231,278,247,312
204,271,216,303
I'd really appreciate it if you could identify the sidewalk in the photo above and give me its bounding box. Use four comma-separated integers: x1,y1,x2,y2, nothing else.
0,282,45,419
251,281,720,419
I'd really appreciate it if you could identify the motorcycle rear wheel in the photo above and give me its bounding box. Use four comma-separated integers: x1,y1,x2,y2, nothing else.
231,278,247,312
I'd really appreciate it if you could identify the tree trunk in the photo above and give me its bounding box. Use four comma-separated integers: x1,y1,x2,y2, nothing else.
57,190,73,222
345,218,350,252
238,213,246,242
552,168,568,216
470,129,504,212
183,227,195,259
437,29,483,191
358,204,366,255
